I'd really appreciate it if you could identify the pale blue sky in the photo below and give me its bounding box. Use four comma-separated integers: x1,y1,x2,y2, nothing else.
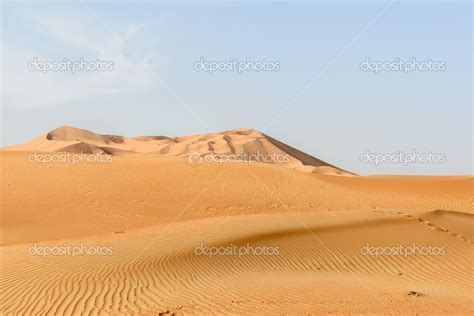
1,0,472,175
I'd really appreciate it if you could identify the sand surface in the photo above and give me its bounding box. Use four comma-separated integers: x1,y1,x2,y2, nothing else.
1,128,473,315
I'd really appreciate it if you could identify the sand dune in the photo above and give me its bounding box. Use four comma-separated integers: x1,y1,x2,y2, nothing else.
1,129,473,314
4,126,352,175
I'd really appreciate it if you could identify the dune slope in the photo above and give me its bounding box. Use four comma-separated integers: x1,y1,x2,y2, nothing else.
1,210,472,315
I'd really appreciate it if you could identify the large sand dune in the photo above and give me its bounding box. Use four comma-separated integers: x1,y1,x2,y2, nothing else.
0,128,473,315
3,126,352,175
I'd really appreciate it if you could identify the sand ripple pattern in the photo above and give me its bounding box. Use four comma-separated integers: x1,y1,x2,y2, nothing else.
1,211,473,315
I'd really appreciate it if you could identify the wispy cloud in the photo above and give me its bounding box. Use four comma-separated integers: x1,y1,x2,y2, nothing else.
2,5,159,108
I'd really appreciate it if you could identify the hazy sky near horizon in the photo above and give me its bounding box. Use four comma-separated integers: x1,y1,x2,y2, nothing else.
1,0,472,175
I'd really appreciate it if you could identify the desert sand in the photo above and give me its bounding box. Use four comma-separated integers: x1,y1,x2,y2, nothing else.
1,127,473,315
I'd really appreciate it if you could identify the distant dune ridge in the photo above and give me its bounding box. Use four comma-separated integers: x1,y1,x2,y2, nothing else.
4,125,353,175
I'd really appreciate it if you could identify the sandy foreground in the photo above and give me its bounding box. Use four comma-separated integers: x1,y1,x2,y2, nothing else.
1,128,473,315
